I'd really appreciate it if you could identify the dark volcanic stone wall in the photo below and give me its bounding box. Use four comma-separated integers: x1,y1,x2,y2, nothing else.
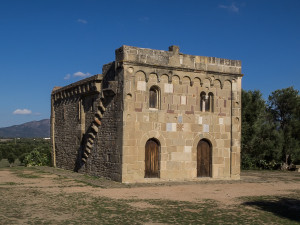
54,97,81,170
54,65,123,182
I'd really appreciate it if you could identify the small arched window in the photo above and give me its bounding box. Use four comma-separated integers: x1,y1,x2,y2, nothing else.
208,92,214,112
149,86,160,109
200,92,206,112
200,92,214,112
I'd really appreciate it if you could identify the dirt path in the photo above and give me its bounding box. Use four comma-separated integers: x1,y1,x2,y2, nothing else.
1,167,299,205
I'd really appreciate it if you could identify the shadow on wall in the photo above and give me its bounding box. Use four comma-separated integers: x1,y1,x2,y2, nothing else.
243,197,300,222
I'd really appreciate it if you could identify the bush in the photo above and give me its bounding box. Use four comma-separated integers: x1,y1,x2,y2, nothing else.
241,154,257,169
18,153,27,164
7,153,16,167
24,147,50,167
7,152,16,167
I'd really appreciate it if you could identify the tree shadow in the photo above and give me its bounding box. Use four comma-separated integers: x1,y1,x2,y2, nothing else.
243,197,300,222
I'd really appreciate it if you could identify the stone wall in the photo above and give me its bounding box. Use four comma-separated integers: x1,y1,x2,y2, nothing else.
52,45,242,183
119,45,242,183
79,64,124,181
53,96,82,170
52,72,123,182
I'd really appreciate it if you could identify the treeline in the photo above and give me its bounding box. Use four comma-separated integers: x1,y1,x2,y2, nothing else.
0,138,51,167
242,86,300,169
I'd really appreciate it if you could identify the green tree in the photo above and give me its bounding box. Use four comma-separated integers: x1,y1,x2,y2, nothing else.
241,89,282,169
24,146,51,167
267,87,300,165
7,152,16,167
241,90,265,168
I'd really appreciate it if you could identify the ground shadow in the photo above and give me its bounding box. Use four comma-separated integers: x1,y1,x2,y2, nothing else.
243,197,300,222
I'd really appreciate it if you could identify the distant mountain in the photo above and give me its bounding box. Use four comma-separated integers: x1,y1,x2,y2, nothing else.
0,119,50,138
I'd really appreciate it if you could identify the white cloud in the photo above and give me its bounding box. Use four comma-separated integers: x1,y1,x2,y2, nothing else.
13,109,32,115
64,74,71,80
219,3,239,13
77,19,87,24
73,71,91,77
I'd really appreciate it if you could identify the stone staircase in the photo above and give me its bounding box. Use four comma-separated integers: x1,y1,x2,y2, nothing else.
81,85,116,163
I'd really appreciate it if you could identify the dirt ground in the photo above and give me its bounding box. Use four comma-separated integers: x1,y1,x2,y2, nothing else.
1,167,300,205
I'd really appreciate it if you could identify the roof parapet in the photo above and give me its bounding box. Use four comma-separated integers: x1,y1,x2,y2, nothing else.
115,45,242,75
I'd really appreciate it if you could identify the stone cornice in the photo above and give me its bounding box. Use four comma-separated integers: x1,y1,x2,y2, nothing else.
121,61,244,78
52,74,103,101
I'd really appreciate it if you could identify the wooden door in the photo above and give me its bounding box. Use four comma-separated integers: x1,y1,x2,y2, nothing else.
197,140,211,177
145,139,159,178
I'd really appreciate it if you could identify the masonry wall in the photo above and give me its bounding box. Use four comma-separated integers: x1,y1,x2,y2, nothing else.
80,65,124,181
52,71,123,182
119,46,242,183
54,96,82,170
52,45,242,183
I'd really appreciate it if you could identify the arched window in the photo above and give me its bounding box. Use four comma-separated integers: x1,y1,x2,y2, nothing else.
200,92,214,112
200,92,206,112
208,92,214,112
149,86,160,109
145,138,160,178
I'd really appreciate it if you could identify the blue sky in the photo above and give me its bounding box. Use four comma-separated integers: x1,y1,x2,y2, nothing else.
0,0,299,127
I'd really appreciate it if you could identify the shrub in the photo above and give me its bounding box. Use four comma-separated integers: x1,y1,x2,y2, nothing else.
24,147,50,167
18,153,27,164
7,152,16,167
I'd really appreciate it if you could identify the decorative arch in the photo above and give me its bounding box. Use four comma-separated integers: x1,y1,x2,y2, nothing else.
193,77,201,86
223,80,232,89
139,130,166,148
171,75,180,84
160,74,169,83
149,73,159,83
182,76,191,85
213,79,222,89
135,70,146,81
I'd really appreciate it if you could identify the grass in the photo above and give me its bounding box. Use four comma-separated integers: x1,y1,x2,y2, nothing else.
0,167,300,224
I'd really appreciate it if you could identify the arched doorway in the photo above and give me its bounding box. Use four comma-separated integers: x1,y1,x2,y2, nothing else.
145,138,160,178
197,139,212,177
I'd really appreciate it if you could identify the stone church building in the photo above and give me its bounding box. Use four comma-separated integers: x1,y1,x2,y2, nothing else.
51,45,242,183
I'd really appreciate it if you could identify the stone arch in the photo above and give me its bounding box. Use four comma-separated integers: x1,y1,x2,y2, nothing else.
193,77,201,86
135,70,146,81
213,79,222,89
160,74,169,83
149,73,158,83
171,75,180,84
223,80,231,90
139,130,166,148
182,76,191,85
